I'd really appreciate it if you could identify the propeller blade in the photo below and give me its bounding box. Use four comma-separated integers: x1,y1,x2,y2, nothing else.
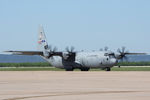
53,47,57,52
71,46,75,52
48,45,52,52
123,56,128,62
104,46,108,51
99,48,103,51
117,48,121,53
65,47,69,52
65,46,75,53
122,46,126,53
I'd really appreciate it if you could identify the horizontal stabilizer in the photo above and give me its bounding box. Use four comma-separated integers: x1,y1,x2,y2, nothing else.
5,51,43,55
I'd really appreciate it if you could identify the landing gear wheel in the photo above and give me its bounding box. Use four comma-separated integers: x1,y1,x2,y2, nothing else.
106,67,111,71
80,67,90,71
65,67,74,71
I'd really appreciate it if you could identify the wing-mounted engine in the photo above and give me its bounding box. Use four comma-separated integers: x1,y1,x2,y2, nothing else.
42,45,62,58
62,46,76,62
43,45,76,62
62,52,76,62
43,50,50,58
107,47,146,61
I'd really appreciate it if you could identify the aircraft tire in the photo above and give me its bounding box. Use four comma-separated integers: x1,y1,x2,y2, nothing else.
65,67,74,71
80,67,90,71
106,67,111,71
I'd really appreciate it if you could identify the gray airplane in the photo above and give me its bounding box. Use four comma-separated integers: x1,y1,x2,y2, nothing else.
6,26,145,71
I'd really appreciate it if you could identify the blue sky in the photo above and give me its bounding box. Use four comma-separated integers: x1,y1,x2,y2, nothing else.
0,0,150,53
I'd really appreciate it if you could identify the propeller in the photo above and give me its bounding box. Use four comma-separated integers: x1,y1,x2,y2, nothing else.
114,46,146,67
99,48,103,51
117,46,129,62
63,46,76,61
99,46,109,51
65,46,75,53
48,45,57,53
104,46,109,51
44,45,58,59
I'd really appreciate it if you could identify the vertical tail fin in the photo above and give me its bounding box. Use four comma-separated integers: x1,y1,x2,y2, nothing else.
38,25,48,51
37,25,50,57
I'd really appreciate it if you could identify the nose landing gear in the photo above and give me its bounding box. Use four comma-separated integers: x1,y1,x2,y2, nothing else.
105,67,111,71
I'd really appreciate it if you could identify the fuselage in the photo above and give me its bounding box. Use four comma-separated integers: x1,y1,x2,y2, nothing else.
43,51,118,69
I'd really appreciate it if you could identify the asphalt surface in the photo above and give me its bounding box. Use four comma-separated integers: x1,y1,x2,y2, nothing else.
0,71,150,100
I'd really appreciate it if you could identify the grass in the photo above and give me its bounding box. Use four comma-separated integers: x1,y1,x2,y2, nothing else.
0,67,63,71
111,67,150,71
0,62,150,71
0,62,51,67
1,62,150,67
118,62,150,66
0,67,150,71
90,67,150,71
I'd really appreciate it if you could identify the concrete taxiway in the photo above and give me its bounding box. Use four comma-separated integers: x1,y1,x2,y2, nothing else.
0,71,150,100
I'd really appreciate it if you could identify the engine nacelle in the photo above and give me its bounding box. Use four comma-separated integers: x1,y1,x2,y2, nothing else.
62,52,69,60
43,50,50,58
114,53,121,59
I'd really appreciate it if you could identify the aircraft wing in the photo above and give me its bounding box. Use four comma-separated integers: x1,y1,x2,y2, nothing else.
5,51,63,57
125,53,146,55
108,52,146,56
5,51,43,55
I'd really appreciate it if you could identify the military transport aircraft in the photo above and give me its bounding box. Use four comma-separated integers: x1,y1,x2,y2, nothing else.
6,26,146,71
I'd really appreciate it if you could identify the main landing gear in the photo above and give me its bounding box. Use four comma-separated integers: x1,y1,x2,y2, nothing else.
80,67,90,71
65,67,90,71
65,67,74,71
